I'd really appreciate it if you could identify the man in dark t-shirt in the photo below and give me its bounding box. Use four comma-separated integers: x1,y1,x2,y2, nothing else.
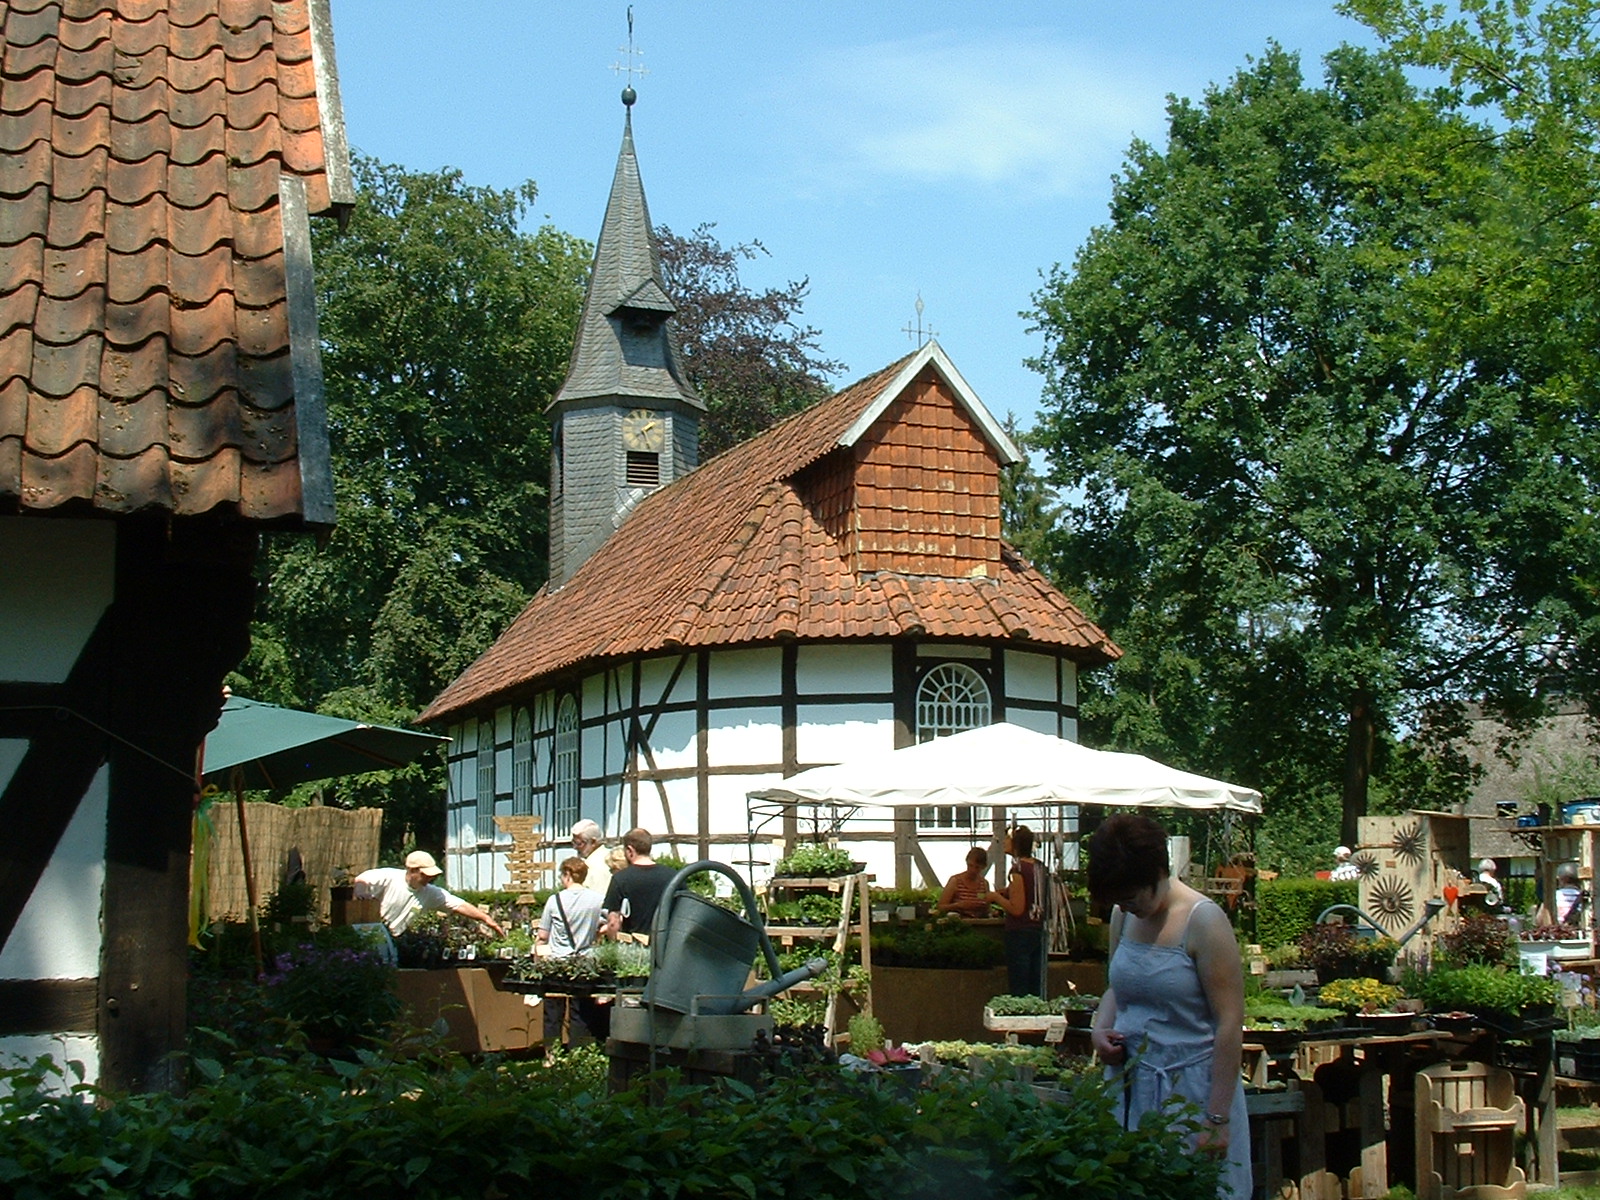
602,827,670,940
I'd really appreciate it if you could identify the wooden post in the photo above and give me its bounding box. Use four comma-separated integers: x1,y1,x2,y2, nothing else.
231,767,264,978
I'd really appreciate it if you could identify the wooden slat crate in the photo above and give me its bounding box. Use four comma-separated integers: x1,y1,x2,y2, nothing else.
1415,1061,1525,1200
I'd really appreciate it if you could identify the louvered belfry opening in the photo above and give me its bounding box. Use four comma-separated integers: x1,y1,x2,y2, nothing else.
625,451,660,487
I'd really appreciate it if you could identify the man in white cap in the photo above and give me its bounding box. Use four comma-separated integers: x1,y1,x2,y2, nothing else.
354,851,506,937
1330,845,1360,881
570,819,612,898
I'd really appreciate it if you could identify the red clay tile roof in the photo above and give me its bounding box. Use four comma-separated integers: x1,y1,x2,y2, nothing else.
0,0,351,523
421,346,1121,724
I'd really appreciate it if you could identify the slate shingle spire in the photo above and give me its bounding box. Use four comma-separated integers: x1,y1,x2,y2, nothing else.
548,87,702,587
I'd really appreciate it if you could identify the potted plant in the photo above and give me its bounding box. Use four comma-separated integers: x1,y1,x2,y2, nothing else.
774,843,858,878
1298,923,1398,984
1316,977,1412,1029
1413,964,1559,1024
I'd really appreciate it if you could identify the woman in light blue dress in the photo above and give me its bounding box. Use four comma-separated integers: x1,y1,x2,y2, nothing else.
1088,814,1250,1200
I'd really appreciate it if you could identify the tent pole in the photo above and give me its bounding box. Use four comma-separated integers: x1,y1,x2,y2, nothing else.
232,766,265,977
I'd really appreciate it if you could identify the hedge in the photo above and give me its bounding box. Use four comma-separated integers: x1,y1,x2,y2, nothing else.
1256,877,1357,952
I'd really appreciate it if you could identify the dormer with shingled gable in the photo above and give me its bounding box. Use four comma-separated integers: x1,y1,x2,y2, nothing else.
793,342,1020,581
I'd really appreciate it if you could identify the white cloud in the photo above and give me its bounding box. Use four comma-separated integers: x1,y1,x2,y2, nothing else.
789,29,1172,200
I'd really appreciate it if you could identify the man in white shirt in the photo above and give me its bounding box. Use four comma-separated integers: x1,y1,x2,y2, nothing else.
570,819,612,898
354,850,506,937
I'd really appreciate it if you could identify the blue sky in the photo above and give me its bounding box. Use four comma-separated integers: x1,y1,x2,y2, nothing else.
328,1,1373,431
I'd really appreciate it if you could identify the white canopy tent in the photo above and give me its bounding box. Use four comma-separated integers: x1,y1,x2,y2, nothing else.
747,722,1262,814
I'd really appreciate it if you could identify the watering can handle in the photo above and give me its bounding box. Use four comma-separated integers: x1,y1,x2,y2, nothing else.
649,860,786,983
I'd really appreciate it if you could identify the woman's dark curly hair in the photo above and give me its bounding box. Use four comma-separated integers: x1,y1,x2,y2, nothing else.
1087,813,1170,905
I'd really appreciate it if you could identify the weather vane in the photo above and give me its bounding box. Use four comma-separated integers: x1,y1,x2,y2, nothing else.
902,293,936,347
611,6,648,91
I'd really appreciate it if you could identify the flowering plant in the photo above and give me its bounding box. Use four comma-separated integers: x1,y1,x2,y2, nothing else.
1317,977,1404,1013
262,941,401,1045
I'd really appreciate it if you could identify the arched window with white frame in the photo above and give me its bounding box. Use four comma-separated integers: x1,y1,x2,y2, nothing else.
553,695,579,835
475,716,495,833
915,662,991,829
512,708,534,816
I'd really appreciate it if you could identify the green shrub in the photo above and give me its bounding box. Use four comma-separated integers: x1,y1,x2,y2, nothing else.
871,925,1006,969
1413,965,1560,1016
261,941,401,1047
1257,878,1358,951
0,1051,1221,1200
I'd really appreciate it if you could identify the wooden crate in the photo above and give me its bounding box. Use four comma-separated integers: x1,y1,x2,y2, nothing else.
1415,1061,1525,1200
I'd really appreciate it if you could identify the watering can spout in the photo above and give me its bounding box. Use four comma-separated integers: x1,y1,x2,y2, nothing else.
731,958,829,1014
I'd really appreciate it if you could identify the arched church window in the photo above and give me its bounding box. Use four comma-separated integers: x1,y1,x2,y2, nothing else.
475,716,495,835
553,696,580,835
512,708,534,816
915,662,991,830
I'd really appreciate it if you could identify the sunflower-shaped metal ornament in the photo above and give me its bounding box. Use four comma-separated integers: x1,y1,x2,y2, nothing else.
1351,851,1381,879
1389,821,1425,866
1367,875,1416,932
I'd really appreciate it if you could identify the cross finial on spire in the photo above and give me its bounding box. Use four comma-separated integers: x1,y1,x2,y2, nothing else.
902,293,937,347
612,5,648,102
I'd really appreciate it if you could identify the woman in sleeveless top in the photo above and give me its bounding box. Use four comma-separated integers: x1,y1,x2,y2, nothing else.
988,825,1047,997
1087,814,1249,1200
938,846,994,917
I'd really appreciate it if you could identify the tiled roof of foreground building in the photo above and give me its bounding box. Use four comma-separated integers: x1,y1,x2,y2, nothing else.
0,0,352,524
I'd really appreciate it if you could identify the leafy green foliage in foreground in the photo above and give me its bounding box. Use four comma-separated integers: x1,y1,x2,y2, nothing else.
0,1051,1219,1200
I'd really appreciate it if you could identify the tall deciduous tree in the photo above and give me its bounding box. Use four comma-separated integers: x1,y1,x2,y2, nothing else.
1027,45,1597,858
234,158,589,851
1346,0,1600,697
656,223,842,458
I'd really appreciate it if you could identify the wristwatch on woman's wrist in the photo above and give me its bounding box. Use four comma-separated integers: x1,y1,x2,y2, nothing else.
1205,1112,1230,1126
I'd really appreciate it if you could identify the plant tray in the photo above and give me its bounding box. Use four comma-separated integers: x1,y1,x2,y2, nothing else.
982,1008,1067,1035
499,976,645,998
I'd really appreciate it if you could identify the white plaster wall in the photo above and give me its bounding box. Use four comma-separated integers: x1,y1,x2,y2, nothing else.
0,747,105,980
1006,709,1058,736
1006,650,1057,702
1060,660,1078,708
0,518,114,681
704,708,781,765
794,709,895,765
638,776,698,846
0,1035,100,1093
796,644,891,694
708,647,780,697
643,708,698,770
639,654,695,706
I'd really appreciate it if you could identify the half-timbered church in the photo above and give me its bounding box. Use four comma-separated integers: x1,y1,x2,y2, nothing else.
0,0,350,1088
421,90,1120,891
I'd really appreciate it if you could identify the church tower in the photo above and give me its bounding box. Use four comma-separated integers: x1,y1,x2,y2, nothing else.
547,86,702,588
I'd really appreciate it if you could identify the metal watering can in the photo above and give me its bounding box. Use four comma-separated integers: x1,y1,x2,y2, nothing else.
644,860,825,1016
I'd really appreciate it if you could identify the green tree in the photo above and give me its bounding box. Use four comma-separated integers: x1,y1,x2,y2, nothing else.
656,223,842,458
1345,0,1600,697
234,157,589,852
1027,45,1597,860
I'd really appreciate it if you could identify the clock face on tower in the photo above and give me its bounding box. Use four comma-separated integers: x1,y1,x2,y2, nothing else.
621,408,665,452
